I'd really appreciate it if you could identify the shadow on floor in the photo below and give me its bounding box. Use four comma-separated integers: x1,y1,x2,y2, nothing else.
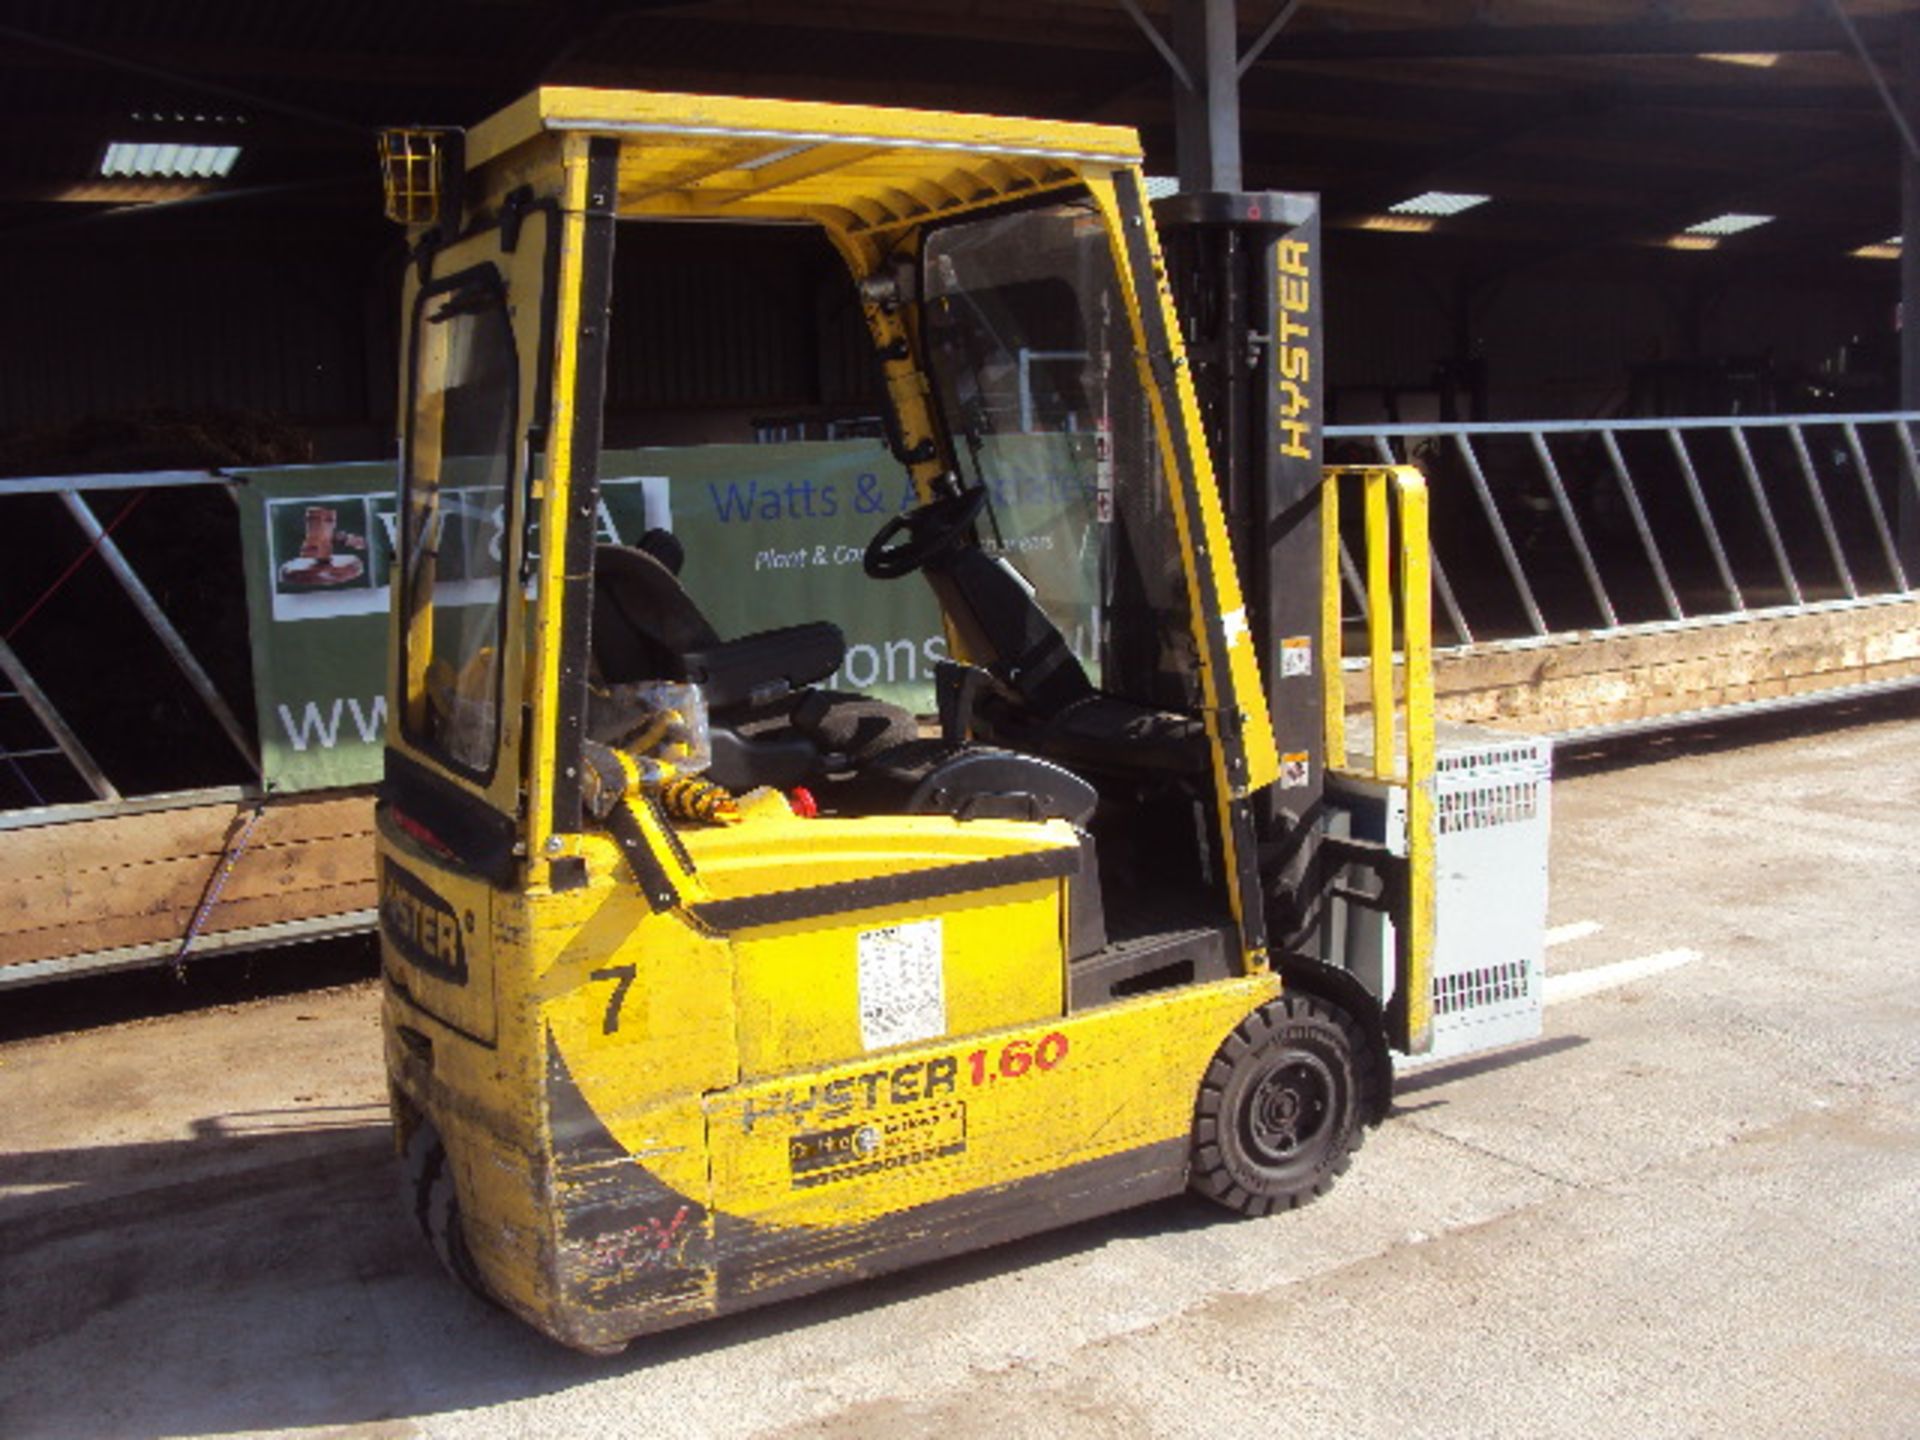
1552,684,1920,778
0,1104,1227,1440
1,1001,1594,1440
0,932,381,1045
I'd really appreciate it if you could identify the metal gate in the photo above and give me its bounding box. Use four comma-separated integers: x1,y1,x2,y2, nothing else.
1325,411,1920,737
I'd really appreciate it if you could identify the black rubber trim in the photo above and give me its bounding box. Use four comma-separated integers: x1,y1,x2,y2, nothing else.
645,789,699,875
521,199,563,585
1112,169,1269,959
689,845,1077,933
607,797,681,912
550,138,621,836
380,747,519,888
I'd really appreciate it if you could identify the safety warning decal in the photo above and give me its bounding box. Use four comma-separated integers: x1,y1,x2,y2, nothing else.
1279,751,1311,788
857,917,946,1051
1094,426,1116,523
1280,635,1312,678
788,1100,968,1189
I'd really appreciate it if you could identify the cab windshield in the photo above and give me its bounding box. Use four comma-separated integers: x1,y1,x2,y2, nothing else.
921,199,1198,710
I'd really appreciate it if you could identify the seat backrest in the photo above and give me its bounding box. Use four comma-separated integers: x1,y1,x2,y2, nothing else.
592,542,722,683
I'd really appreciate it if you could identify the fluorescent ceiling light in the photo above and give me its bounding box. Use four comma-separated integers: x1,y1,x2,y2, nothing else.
1665,235,1719,251
1683,212,1773,237
99,141,241,180
1143,175,1181,202
1699,53,1779,68
1359,214,1436,234
1852,234,1901,260
1387,190,1490,218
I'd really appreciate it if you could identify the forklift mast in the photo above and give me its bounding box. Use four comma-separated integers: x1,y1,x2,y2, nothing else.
1158,192,1326,933
1161,193,1436,1058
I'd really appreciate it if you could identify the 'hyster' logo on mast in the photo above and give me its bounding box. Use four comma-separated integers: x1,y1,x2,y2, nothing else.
379,860,469,984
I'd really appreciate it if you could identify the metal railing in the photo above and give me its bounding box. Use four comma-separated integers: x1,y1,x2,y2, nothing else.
1325,411,1920,648
1321,464,1434,1054
0,468,257,812
0,634,120,805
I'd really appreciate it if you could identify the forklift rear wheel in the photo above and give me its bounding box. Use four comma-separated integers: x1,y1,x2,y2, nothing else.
1190,994,1366,1216
402,1120,490,1301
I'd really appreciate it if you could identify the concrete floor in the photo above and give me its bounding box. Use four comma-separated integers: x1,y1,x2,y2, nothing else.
3,695,1917,1439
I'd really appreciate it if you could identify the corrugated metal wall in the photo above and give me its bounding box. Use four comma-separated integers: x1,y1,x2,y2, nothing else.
0,214,878,451
0,212,396,435
605,224,877,415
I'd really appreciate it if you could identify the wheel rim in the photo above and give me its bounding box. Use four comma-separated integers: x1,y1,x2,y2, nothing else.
1243,1053,1335,1165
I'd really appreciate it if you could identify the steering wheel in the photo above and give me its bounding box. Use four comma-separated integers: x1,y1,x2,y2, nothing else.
862,486,988,579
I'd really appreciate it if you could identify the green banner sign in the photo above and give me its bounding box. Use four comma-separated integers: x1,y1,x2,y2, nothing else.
235,462,399,792
595,443,948,711
237,438,1097,794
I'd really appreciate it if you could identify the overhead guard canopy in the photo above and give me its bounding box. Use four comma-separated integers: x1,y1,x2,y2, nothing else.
464,86,1144,232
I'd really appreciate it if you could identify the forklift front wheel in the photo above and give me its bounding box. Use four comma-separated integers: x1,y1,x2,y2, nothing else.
1190,995,1367,1216
401,1119,491,1303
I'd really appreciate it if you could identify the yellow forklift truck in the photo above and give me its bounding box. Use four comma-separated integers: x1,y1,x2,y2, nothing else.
375,88,1437,1353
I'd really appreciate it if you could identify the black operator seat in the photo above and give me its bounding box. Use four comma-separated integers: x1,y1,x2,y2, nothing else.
590,532,916,792
591,530,1100,828
924,544,1210,777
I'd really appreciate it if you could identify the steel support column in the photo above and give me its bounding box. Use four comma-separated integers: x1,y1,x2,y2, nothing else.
1173,0,1244,193
1903,15,1920,572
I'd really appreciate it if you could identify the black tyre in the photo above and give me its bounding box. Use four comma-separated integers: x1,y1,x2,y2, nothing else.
401,1119,489,1300
1190,993,1371,1216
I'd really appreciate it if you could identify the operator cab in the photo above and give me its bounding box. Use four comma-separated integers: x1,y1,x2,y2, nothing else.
382,90,1279,1009
583,195,1242,978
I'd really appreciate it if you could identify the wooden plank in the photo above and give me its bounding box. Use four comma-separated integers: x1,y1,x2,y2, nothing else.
0,790,375,882
1345,600,1920,733
1460,628,1920,727
0,881,378,967
0,832,377,939
1491,656,1920,735
1444,608,1918,697
1413,598,1920,692
0,789,381,970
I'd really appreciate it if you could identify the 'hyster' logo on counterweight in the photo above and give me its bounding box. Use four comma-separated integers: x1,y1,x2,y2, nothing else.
380,860,468,985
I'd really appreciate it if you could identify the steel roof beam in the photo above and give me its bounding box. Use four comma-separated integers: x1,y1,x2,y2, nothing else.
1249,16,1897,65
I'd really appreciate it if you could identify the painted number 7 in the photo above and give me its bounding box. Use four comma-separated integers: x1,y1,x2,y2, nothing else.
589,964,637,1034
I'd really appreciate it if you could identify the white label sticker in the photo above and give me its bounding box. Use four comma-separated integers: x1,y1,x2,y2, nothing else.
1222,607,1249,645
857,918,946,1052
1281,635,1312,678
